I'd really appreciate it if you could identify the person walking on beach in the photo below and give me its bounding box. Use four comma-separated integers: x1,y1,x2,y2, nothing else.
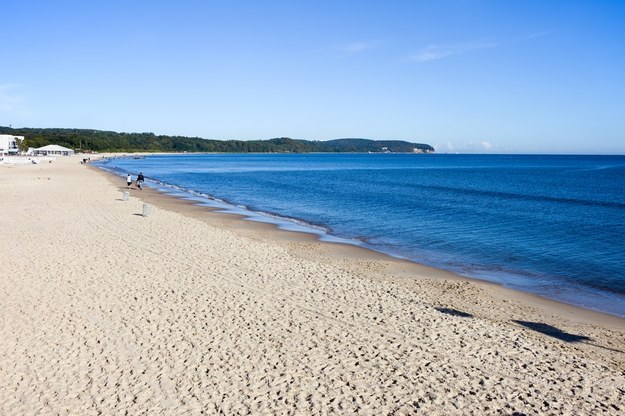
126,173,132,188
137,172,145,190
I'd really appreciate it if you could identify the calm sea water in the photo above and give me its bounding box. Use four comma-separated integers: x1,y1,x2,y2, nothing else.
95,154,625,317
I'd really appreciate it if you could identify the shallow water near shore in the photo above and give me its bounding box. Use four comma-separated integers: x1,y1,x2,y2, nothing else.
95,153,625,317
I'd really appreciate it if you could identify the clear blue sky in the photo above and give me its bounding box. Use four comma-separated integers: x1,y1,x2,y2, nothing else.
2,0,624,153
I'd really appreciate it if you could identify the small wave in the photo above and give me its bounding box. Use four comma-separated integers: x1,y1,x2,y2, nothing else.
254,210,331,234
133,175,337,238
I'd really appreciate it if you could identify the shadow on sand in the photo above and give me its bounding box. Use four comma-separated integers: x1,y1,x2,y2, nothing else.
435,307,474,318
513,320,624,353
512,320,591,343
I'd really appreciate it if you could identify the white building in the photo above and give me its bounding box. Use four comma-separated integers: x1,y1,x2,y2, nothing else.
0,134,24,156
32,144,75,156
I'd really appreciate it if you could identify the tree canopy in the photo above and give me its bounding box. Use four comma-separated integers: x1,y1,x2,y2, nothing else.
0,126,435,154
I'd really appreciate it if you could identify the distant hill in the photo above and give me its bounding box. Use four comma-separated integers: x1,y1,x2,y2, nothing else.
0,126,434,154
322,138,431,153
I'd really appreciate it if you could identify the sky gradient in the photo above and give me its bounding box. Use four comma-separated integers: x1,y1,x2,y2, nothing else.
2,0,624,154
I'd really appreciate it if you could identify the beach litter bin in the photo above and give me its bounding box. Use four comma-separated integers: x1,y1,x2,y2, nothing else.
142,203,153,217
122,191,129,201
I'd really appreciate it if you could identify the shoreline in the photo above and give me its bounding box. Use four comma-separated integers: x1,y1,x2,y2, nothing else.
92,158,625,332
2,154,624,414
94,155,625,323
131,172,625,327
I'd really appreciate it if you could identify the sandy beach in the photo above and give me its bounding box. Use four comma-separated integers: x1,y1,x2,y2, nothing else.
1,155,624,415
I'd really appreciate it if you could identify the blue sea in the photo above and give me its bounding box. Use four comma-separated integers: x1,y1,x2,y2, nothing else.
95,154,625,317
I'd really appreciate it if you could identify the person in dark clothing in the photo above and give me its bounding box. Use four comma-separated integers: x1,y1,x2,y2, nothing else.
137,172,145,190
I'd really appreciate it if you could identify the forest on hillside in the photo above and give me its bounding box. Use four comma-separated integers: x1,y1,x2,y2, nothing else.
0,126,435,154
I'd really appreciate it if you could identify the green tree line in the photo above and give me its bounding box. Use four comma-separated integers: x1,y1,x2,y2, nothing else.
0,126,435,154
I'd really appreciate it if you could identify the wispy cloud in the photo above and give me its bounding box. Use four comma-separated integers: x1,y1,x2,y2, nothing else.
409,40,498,62
409,30,553,63
338,41,383,55
464,140,496,153
436,141,496,153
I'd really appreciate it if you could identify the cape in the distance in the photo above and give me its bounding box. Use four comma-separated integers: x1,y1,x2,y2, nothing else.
0,126,434,154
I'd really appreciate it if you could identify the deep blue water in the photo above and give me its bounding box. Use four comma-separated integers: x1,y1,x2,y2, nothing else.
95,154,625,317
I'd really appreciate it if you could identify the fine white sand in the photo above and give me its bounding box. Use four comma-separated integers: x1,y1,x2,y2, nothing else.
1,155,624,415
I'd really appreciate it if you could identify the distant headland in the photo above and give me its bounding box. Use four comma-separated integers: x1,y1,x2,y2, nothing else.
0,126,434,154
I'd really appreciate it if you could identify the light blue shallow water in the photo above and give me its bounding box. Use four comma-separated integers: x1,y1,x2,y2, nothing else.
95,154,625,317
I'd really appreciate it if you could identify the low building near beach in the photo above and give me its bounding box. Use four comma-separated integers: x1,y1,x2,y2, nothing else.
0,134,24,156
32,144,75,156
